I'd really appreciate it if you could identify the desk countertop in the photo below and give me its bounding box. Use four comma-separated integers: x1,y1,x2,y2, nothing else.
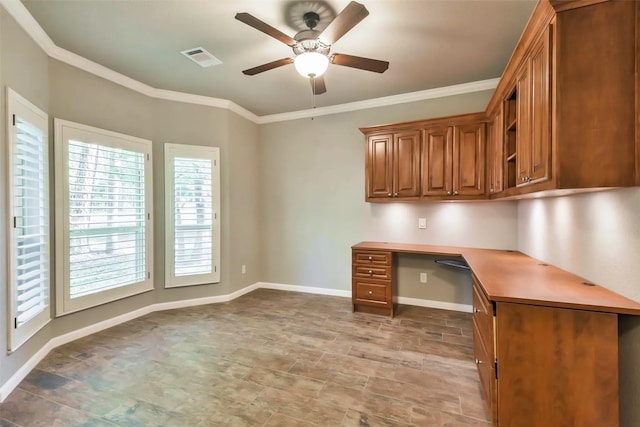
352,241,640,315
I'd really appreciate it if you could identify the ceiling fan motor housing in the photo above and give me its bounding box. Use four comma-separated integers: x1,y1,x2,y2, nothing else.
303,11,320,29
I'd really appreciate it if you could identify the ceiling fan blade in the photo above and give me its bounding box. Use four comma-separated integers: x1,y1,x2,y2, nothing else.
242,58,294,75
235,13,297,46
331,53,389,73
311,76,327,95
319,1,369,45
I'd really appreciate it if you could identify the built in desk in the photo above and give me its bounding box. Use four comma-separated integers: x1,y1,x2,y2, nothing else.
351,241,640,426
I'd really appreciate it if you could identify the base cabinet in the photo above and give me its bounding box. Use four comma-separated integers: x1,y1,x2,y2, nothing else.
473,275,620,426
351,249,394,316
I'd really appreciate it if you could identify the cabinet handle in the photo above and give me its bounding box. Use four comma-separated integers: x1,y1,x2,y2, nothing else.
453,190,459,196
368,270,373,275
394,192,398,197
475,359,483,365
388,193,392,196
474,308,481,313
490,188,494,193
368,290,373,295
368,256,373,261
447,191,452,196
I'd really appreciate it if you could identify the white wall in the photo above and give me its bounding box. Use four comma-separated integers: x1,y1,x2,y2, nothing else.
517,187,640,427
517,187,640,302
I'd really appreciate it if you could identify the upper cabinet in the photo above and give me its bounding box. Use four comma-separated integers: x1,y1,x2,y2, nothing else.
487,106,504,194
365,131,420,200
422,121,485,198
362,113,487,202
363,0,639,203
487,0,638,198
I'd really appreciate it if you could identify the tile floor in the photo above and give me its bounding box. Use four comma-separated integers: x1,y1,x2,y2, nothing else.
0,289,490,426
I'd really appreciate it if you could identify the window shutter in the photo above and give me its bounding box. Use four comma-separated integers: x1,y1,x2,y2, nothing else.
173,157,213,276
164,143,219,288
67,141,146,298
12,116,49,326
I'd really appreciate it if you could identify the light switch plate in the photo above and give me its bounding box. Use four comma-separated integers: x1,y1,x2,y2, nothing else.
418,218,427,229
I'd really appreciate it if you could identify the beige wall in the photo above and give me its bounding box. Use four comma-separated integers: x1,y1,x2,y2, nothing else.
0,8,262,385
227,112,262,291
516,187,640,425
258,92,518,296
0,7,50,385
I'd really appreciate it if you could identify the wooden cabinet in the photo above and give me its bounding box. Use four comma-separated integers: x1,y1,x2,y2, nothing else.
453,123,486,197
362,113,487,202
486,106,504,194
353,241,640,426
493,303,619,426
471,275,497,424
422,126,451,197
422,122,486,198
487,0,638,198
351,249,394,316
509,25,552,188
365,131,420,201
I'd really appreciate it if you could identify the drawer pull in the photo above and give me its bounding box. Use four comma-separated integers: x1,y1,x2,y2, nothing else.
475,359,483,365
368,256,372,261
474,308,481,313
368,290,373,295
368,270,373,275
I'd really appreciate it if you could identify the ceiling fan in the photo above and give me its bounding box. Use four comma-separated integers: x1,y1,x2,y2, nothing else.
235,1,390,95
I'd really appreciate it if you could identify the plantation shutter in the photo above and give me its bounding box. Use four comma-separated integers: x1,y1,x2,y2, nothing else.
12,115,49,326
67,141,147,298
173,157,213,276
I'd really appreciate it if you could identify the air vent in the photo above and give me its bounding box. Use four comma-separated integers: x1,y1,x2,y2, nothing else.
181,47,222,68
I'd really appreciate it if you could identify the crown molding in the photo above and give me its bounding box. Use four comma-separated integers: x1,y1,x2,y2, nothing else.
1,0,497,125
256,78,500,124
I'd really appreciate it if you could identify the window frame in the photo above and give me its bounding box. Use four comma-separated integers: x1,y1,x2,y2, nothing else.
6,88,51,351
164,143,220,288
54,119,154,316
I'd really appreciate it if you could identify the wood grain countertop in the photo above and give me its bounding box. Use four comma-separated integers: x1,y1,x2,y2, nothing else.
352,241,640,315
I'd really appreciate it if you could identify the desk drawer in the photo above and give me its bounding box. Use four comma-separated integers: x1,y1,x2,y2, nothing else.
353,279,391,305
352,265,391,280
472,274,493,348
352,250,392,266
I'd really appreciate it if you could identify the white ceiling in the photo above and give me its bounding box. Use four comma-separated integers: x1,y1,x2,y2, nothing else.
20,0,537,117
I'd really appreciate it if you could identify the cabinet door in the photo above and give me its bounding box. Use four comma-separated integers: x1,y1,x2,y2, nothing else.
496,303,619,426
421,126,453,196
393,131,421,197
528,25,552,183
366,134,393,199
488,107,504,194
515,61,531,186
453,123,486,196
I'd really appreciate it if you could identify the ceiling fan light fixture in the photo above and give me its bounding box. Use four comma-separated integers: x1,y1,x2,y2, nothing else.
294,52,329,78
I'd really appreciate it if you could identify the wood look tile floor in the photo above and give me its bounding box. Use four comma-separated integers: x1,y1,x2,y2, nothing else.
0,289,491,426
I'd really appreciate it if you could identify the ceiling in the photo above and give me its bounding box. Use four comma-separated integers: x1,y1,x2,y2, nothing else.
20,0,537,117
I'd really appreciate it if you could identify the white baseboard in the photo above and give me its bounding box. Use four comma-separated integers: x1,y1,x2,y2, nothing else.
396,296,473,313
0,282,468,401
257,282,351,298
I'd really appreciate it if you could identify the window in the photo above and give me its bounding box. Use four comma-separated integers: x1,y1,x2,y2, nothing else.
54,119,153,315
7,88,50,351
164,144,220,287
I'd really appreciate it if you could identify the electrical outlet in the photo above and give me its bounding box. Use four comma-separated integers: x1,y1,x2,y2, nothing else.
420,272,427,283
241,265,246,275
418,218,427,229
